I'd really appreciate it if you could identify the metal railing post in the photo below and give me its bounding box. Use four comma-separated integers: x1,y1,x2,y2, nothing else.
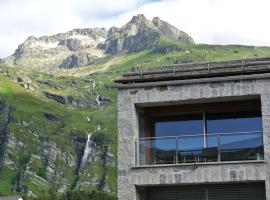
135,140,137,166
217,134,221,162
176,137,178,164
261,131,264,160
136,140,140,166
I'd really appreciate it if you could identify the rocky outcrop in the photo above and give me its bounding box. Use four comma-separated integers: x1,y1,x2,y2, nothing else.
43,92,111,108
43,92,66,104
43,112,59,121
105,14,194,54
59,38,82,52
59,52,96,69
15,75,39,91
66,96,92,108
0,67,39,91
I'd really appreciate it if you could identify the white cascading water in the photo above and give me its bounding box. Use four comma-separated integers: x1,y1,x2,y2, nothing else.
80,125,100,168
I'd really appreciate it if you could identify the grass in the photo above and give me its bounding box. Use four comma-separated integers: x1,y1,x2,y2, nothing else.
0,71,119,196
0,167,15,195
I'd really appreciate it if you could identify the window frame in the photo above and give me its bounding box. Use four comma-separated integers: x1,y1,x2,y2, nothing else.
143,99,262,139
140,99,263,165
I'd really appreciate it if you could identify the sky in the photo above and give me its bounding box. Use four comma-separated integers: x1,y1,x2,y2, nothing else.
1,0,270,58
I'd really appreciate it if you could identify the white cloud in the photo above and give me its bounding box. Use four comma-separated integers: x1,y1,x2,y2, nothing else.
1,0,270,58
0,0,150,57
122,0,270,46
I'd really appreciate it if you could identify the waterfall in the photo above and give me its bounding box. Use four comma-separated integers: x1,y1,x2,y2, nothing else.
95,94,101,107
80,125,100,168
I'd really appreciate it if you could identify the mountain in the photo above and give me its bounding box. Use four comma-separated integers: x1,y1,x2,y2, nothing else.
3,14,194,70
1,14,270,200
105,14,194,54
4,28,108,70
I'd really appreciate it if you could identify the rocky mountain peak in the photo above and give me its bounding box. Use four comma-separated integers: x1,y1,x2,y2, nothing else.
152,16,161,26
105,14,194,54
152,16,195,43
26,36,38,42
130,14,147,23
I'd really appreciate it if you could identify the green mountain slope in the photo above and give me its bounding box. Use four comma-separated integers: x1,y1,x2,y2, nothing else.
1,39,270,199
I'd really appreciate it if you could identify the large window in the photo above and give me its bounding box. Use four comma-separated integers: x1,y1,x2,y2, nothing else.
136,99,263,165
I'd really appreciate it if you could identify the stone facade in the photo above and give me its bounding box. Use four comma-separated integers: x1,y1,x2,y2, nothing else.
117,77,270,200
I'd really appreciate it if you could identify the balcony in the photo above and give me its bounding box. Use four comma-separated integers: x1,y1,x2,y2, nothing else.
135,131,263,166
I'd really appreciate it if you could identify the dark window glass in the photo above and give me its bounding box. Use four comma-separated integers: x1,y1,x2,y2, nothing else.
178,135,204,152
154,115,204,137
220,132,262,149
206,111,263,161
206,112,262,134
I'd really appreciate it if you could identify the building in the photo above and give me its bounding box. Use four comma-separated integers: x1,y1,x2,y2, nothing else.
115,57,270,200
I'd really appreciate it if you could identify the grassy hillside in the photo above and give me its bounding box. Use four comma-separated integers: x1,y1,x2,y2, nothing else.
0,72,118,198
1,40,270,199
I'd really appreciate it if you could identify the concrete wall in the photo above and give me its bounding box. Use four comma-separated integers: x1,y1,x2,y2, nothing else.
118,78,270,200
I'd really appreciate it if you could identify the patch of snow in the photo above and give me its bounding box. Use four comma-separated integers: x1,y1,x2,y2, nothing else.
68,35,91,40
97,37,106,43
68,34,106,46
30,41,59,49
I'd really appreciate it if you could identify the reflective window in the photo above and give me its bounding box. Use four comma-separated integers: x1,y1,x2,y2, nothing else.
154,115,204,137
139,99,264,165
206,112,262,134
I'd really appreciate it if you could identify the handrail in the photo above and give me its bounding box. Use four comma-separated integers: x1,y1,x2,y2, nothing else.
135,131,263,166
136,130,262,141
123,57,270,77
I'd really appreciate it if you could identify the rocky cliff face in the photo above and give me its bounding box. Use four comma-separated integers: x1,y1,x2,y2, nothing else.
105,14,194,55
3,15,194,70
0,98,12,170
59,52,97,69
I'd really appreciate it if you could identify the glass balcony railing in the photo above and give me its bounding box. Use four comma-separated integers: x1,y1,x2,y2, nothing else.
135,131,263,166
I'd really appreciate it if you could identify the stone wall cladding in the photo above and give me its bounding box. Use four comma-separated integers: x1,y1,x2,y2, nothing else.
118,78,270,200
130,163,266,185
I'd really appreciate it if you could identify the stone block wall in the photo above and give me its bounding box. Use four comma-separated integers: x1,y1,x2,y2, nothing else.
118,78,270,200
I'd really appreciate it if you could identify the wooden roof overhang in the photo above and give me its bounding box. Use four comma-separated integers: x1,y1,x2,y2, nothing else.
114,57,270,88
